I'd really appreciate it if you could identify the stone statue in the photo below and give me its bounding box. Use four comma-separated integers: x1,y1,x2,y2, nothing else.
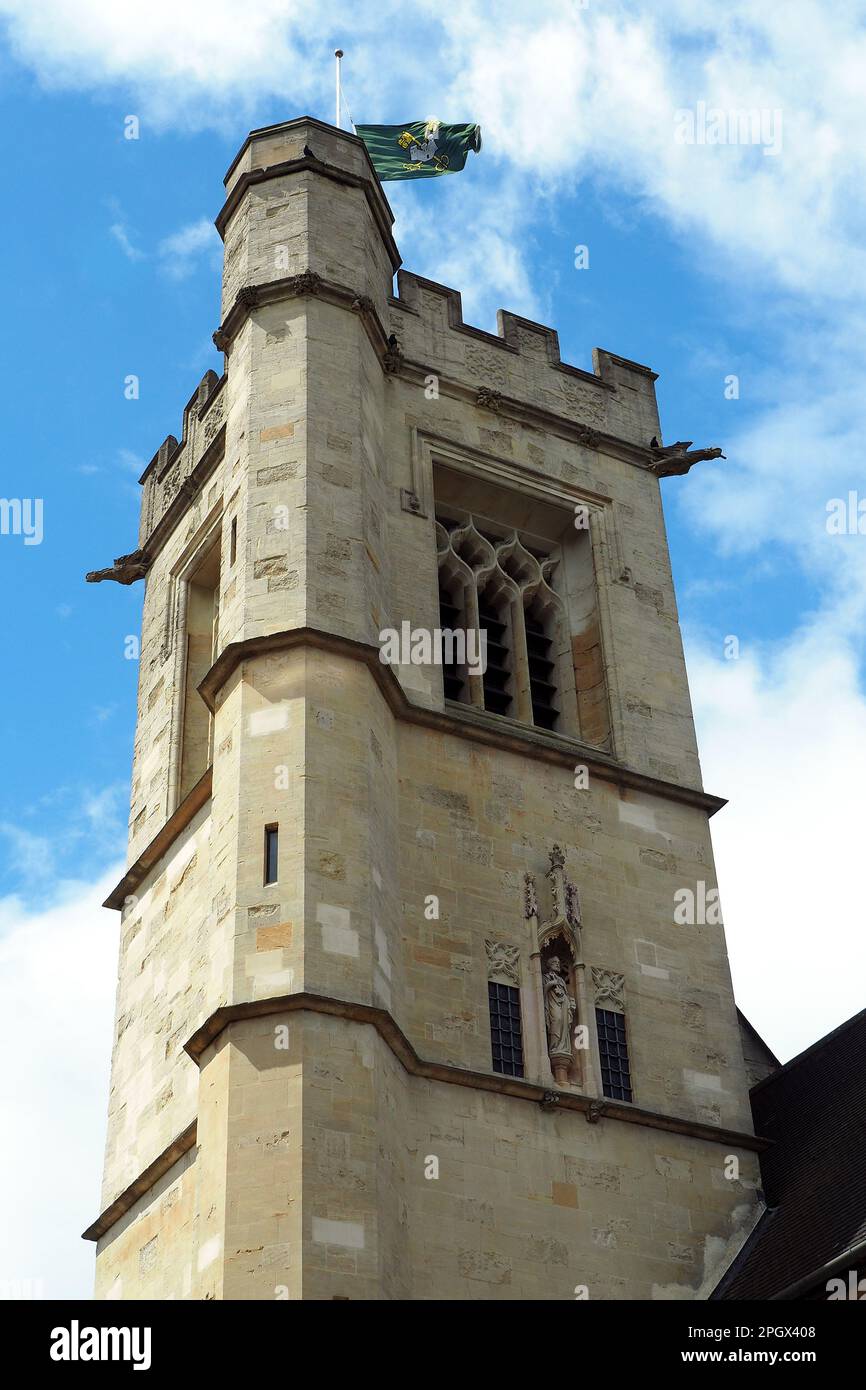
543,956,576,1084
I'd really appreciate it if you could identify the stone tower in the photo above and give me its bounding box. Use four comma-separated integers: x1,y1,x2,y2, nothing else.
84,117,764,1300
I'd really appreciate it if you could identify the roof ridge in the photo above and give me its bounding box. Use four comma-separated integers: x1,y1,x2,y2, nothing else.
750,1006,866,1095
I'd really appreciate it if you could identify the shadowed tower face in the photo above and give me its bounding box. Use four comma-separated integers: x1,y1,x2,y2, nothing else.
86,117,761,1301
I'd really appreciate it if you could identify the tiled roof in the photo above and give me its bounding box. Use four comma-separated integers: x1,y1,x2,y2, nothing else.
714,1007,866,1300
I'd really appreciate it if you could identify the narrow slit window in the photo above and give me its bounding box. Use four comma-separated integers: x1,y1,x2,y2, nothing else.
229,516,237,566
596,1007,633,1101
488,981,524,1077
264,825,279,885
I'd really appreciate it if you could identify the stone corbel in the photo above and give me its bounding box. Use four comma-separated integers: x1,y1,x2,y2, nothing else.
476,386,503,412
287,270,322,297
574,424,601,447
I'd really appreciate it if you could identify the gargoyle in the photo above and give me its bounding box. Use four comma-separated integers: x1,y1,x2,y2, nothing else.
86,549,149,585
647,438,726,477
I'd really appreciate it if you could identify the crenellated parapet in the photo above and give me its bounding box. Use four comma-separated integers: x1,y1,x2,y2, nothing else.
388,271,663,452
136,370,226,553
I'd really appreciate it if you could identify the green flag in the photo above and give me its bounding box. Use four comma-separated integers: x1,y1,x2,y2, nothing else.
355,120,482,181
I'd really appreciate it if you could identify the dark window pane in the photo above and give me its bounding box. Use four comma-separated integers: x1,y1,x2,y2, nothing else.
264,826,279,885
488,981,524,1078
596,1007,633,1102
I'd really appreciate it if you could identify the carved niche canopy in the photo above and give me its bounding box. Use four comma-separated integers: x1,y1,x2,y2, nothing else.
536,843,581,961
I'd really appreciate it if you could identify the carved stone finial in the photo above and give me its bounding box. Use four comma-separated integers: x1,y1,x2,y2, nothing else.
476,386,503,412
565,880,581,929
546,845,566,921
523,872,538,919
536,844,582,962
86,549,149,586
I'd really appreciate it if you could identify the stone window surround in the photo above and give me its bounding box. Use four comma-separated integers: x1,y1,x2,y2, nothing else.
409,427,627,759
163,503,224,816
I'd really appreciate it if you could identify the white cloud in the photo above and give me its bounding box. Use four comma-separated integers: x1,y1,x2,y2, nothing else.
688,624,866,1061
0,824,55,882
1,785,127,891
157,216,221,280
389,173,543,326
117,447,145,475
109,212,221,279
2,1,864,314
0,870,120,1299
0,0,325,129
108,220,145,262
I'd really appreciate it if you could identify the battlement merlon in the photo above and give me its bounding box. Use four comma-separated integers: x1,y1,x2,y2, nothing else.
211,116,714,454
213,115,666,448
85,117,725,582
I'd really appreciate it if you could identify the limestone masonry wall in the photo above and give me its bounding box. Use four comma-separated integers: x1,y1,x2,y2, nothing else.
91,118,755,1301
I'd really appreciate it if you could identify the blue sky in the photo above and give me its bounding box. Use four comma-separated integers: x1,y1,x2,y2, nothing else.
0,0,864,1298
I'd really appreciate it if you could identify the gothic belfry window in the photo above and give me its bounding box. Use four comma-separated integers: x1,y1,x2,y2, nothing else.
435,511,574,732
431,459,615,747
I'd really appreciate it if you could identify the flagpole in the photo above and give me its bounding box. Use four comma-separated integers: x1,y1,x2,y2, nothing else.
334,49,343,129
